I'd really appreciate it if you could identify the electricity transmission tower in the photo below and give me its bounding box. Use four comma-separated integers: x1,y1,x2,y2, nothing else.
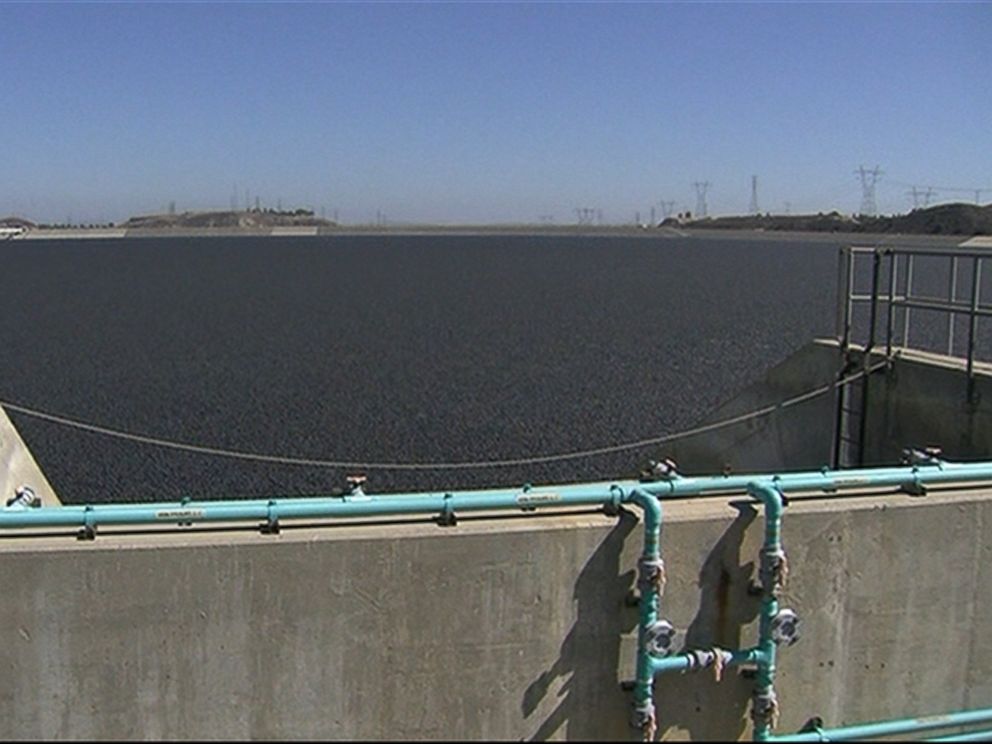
575,207,596,225
659,200,677,219
749,175,760,215
693,181,711,218
907,186,935,210
855,165,883,216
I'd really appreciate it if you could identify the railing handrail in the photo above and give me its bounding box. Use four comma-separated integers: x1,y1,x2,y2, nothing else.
836,244,989,370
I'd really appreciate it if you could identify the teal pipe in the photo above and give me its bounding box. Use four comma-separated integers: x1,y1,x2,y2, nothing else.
644,460,992,502
767,708,992,742
0,481,630,530
926,728,992,742
627,488,663,741
651,646,768,675
748,482,787,742
5,459,992,533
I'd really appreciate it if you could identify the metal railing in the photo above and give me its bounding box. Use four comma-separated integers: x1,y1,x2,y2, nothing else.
832,244,992,468
836,244,991,379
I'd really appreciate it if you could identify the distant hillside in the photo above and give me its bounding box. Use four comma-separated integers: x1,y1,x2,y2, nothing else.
0,216,37,229
122,209,336,230
669,202,992,236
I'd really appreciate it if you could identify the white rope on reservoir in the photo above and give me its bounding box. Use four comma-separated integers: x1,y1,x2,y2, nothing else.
0,361,887,471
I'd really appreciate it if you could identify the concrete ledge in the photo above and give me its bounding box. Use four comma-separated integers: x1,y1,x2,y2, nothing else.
21,229,126,240
270,226,319,236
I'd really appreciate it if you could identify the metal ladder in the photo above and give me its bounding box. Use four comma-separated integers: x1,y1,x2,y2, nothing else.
831,248,881,469
833,355,868,467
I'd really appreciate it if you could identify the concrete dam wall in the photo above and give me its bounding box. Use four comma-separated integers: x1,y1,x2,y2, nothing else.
0,483,989,740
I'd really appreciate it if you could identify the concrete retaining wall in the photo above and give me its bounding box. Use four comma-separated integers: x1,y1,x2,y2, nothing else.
667,339,992,476
667,339,841,475
0,484,989,740
864,348,992,465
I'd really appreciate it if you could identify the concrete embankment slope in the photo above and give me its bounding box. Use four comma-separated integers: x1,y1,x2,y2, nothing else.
0,482,989,740
0,406,60,507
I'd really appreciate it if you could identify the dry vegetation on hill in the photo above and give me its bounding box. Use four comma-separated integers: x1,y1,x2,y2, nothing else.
670,202,992,236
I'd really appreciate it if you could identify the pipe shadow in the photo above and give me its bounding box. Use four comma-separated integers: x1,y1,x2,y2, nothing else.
656,502,762,741
521,508,639,741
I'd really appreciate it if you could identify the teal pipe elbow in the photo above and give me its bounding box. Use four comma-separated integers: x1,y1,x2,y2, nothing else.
626,488,662,555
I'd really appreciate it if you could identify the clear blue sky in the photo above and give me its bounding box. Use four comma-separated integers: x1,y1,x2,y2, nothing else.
2,1,989,224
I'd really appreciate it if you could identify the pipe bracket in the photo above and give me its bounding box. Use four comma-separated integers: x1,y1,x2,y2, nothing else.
260,500,281,534
77,506,97,541
901,475,928,497
435,494,458,527
603,485,624,517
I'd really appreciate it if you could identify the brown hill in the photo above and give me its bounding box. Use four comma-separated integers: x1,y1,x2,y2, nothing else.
0,216,37,229
670,202,992,236
122,209,335,230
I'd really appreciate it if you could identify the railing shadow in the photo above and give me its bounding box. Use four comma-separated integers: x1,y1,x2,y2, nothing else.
520,501,762,741
521,508,639,741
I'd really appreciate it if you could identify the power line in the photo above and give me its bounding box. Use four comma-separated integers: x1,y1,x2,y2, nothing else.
887,178,992,194
886,178,991,205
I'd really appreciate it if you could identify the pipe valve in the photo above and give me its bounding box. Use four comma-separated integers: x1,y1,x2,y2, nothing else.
640,458,679,482
761,547,789,595
638,556,666,596
645,619,677,657
631,700,657,741
770,608,801,646
5,485,40,510
751,688,780,731
343,474,371,502
901,446,943,466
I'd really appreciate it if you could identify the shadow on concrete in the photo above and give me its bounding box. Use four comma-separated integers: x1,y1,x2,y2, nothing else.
656,502,762,741
521,508,639,741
